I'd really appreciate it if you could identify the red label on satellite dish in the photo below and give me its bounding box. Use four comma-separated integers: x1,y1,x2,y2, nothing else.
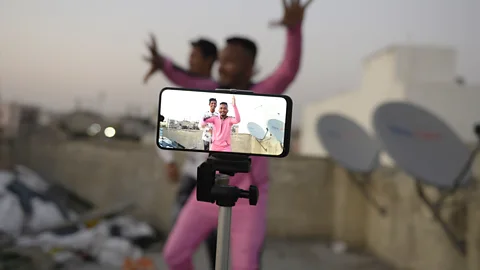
387,125,441,141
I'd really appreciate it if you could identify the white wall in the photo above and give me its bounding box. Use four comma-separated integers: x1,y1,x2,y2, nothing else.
361,47,397,93
299,44,475,163
395,46,457,84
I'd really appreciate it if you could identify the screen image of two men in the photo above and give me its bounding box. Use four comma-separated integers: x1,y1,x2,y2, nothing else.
158,92,284,156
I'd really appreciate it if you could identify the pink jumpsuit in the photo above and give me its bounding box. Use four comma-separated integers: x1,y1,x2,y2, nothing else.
161,23,303,270
201,104,241,152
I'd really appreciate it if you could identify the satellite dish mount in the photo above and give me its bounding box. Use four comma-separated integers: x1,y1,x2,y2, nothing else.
247,122,269,152
374,100,480,256
317,114,387,216
413,125,480,256
345,170,387,216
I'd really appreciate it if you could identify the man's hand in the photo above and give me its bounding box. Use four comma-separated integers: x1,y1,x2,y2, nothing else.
143,33,164,84
269,0,313,28
166,162,179,183
232,95,236,106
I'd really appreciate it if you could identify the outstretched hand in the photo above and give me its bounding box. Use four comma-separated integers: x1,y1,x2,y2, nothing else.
232,95,236,106
269,0,313,28
143,33,164,84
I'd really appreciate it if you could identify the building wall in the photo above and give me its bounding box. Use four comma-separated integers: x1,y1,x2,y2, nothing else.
17,137,334,239
299,44,477,159
395,46,457,84
15,135,480,270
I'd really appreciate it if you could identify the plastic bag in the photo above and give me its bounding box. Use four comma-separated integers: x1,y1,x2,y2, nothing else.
26,198,66,233
0,193,25,237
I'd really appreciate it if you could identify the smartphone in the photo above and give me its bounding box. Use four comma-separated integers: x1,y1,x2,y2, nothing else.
156,87,293,158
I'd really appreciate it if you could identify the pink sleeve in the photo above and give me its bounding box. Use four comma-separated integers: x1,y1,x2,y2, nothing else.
162,58,219,89
201,117,217,126
230,105,241,124
254,23,302,95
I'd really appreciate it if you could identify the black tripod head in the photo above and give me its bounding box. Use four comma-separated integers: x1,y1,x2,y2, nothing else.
197,153,259,207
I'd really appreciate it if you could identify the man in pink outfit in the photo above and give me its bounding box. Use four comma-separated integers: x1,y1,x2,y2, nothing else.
144,1,313,269
200,96,240,152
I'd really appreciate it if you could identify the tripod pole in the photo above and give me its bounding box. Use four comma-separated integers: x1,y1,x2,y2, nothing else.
215,174,232,270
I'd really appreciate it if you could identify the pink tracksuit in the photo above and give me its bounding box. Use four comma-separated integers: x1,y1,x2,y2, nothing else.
160,23,302,270
201,105,241,152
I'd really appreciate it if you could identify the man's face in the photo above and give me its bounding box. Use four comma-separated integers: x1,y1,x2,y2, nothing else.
209,100,217,112
218,44,252,87
189,47,209,74
219,104,228,117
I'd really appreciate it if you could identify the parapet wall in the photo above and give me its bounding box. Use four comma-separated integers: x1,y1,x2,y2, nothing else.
17,136,331,240
162,129,283,155
15,135,480,270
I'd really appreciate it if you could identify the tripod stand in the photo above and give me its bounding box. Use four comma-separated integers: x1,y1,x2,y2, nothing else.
197,154,259,270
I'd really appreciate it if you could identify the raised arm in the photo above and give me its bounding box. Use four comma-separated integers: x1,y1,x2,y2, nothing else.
143,33,218,89
200,116,218,127
254,23,302,95
199,114,213,128
255,0,313,95
162,58,219,89
230,104,241,124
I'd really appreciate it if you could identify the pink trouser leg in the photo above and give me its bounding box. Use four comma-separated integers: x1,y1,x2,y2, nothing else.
162,194,218,270
163,187,267,270
230,195,267,270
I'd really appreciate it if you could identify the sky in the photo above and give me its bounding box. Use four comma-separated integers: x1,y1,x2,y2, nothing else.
160,89,287,134
0,0,478,128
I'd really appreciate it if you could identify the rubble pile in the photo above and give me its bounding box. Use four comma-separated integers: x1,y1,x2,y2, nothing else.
0,165,159,268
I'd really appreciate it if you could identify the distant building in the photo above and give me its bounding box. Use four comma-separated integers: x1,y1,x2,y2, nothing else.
59,110,108,137
180,120,195,129
300,44,480,163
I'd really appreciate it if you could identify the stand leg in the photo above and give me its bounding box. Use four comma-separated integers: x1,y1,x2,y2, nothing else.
216,206,232,270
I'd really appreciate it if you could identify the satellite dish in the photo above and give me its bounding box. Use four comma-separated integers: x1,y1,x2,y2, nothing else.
317,114,379,173
373,101,480,255
247,122,268,152
317,113,385,216
267,119,284,144
373,102,471,189
247,122,267,140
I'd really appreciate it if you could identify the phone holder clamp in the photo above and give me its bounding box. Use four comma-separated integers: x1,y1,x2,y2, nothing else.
197,153,258,207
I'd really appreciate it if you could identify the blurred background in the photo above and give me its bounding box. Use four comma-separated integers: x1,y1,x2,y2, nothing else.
0,0,479,269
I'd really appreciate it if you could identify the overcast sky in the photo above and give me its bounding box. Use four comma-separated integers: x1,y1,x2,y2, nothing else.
161,89,287,134
0,0,478,128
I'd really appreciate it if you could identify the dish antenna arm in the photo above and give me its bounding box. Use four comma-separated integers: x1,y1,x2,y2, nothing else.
414,124,480,257
435,142,480,208
255,138,268,151
197,153,259,270
346,171,387,216
415,181,466,255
